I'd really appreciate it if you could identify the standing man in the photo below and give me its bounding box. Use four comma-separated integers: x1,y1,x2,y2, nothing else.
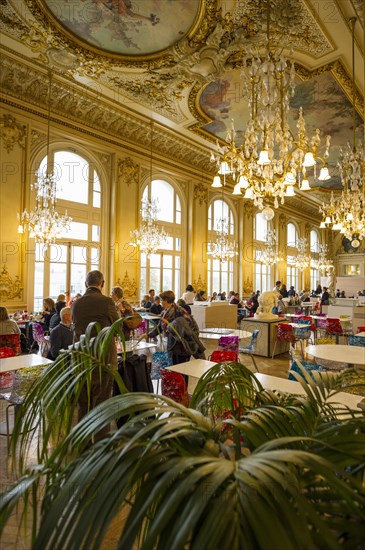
72,270,119,440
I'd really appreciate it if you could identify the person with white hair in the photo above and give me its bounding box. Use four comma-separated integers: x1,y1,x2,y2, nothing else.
48,307,73,360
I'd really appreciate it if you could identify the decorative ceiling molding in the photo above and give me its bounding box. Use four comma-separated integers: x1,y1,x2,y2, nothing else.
193,182,208,206
0,52,211,173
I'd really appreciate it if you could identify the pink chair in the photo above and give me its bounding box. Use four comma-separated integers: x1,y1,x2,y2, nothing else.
30,323,50,356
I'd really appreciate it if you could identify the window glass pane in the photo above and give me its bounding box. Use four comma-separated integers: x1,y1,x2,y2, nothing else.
212,272,220,293
163,269,172,289
163,255,172,268
150,270,160,292
221,272,228,293
54,151,89,204
176,211,181,224
90,247,101,264
72,246,86,264
175,238,181,251
287,223,297,247
59,221,88,240
93,171,101,192
255,213,267,241
49,263,67,298
70,264,86,295
175,256,180,268
174,269,180,298
149,254,160,268
151,180,174,222
141,253,147,268
93,192,101,208
212,259,221,271
208,205,212,231
140,268,146,295
34,262,44,312
163,237,174,251
35,243,47,262
310,230,319,252
92,225,100,242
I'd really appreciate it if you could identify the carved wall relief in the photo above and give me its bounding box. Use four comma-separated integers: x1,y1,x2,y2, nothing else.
0,114,27,152
117,157,140,187
115,271,137,299
0,265,23,300
193,182,208,206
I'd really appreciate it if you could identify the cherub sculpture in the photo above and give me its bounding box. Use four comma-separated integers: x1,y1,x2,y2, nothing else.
255,290,280,319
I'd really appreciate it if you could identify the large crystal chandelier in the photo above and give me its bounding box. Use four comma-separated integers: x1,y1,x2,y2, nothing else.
319,18,364,246
210,3,331,214
294,237,310,271
208,219,238,263
316,244,334,275
17,71,71,246
259,229,283,265
130,198,169,257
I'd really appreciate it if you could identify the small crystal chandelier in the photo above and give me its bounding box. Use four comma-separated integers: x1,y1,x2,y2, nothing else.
316,244,334,275
210,3,331,213
208,218,238,263
319,17,364,246
294,237,310,271
17,71,71,246
259,229,283,265
130,200,169,257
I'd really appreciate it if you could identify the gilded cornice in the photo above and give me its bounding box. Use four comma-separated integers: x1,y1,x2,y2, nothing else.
0,52,212,173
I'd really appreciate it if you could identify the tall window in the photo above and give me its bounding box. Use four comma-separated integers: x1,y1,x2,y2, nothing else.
286,223,299,289
310,229,320,292
139,180,182,297
253,212,271,292
33,151,101,311
207,199,235,295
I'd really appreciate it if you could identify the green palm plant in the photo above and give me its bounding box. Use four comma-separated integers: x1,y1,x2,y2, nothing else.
0,323,365,549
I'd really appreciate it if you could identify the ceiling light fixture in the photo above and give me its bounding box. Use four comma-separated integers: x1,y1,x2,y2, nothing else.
17,70,72,246
319,17,364,243
210,3,331,214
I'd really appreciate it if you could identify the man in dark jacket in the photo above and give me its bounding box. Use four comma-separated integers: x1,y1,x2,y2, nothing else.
72,270,119,440
48,306,73,360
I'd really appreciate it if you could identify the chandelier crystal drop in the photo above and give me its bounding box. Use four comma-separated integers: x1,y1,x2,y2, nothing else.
210,5,331,210
319,17,364,243
316,244,334,275
294,237,311,271
129,198,169,257
259,229,283,265
207,219,238,263
17,71,72,246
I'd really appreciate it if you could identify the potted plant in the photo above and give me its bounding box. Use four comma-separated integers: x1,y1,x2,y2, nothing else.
0,320,364,549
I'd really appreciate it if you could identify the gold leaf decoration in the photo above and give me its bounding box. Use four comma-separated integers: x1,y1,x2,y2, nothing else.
0,265,23,300
115,271,137,299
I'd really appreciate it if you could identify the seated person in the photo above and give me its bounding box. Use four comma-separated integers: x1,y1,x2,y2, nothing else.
194,290,206,302
277,297,288,314
181,284,195,305
150,295,163,315
209,292,218,302
0,306,21,335
177,298,191,315
245,292,259,316
321,287,330,305
40,297,56,331
48,307,73,360
49,300,67,331
229,292,242,306
140,294,152,310
340,290,346,298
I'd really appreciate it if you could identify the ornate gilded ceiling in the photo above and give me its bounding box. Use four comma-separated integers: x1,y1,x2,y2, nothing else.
0,0,364,206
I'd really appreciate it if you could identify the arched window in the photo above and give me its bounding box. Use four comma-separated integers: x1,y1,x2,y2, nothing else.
254,212,271,292
310,229,320,292
139,179,182,297
33,150,102,311
207,199,236,296
286,223,299,289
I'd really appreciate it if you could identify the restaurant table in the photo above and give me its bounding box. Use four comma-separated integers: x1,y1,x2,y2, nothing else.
305,344,365,369
356,331,365,337
167,361,364,413
198,328,252,357
0,354,53,373
140,312,162,340
117,340,157,356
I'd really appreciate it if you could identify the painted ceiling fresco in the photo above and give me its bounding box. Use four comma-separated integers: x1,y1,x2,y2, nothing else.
200,70,364,190
42,0,200,55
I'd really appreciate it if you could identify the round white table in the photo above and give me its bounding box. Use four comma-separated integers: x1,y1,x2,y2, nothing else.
305,344,365,368
199,328,252,340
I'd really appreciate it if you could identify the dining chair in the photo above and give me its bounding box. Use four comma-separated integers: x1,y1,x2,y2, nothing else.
288,356,323,381
30,323,50,356
160,369,189,406
150,351,172,393
239,329,259,372
325,318,345,344
209,350,238,362
217,335,239,353
272,324,297,359
356,326,365,334
0,334,21,356
348,335,365,347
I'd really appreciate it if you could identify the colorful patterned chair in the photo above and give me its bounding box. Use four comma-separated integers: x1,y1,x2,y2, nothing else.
348,335,365,347
325,318,345,344
0,334,21,356
272,324,297,359
209,350,238,362
160,369,189,406
288,357,323,381
150,351,172,393
217,335,239,353
30,323,50,356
